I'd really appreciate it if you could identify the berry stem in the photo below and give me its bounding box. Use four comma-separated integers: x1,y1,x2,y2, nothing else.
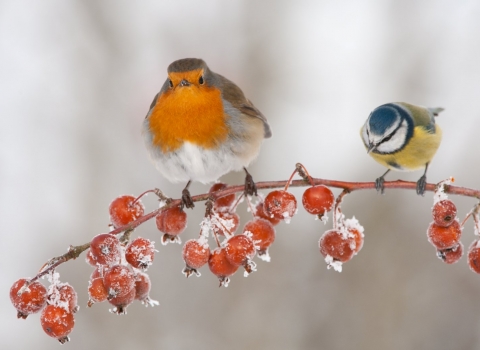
25,169,480,285
333,189,349,229
295,163,315,186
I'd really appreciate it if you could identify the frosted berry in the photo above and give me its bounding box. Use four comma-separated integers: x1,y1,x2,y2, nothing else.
319,229,355,263
347,227,364,254
432,199,457,227
427,220,462,250
263,190,297,222
302,185,334,217
468,240,480,274
212,211,240,236
156,206,187,244
225,234,256,266
125,237,155,271
88,268,108,307
132,271,149,301
10,279,47,319
243,218,276,252
209,182,236,211
437,242,463,264
108,287,136,315
103,265,135,300
85,249,97,267
90,233,121,266
182,239,211,277
254,202,281,226
48,284,78,313
40,304,75,343
208,248,239,287
109,195,144,228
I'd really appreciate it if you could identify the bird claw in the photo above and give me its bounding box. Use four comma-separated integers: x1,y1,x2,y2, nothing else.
375,177,385,194
181,188,195,209
244,172,257,197
416,175,427,196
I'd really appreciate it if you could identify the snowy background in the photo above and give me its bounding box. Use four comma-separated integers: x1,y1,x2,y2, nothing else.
2,1,480,349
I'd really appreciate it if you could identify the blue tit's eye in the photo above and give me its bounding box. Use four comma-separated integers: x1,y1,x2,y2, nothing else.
168,79,173,88
199,76,204,85
383,134,393,142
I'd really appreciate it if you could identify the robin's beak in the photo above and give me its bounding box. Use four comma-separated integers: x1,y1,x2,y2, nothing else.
367,143,376,154
179,79,190,87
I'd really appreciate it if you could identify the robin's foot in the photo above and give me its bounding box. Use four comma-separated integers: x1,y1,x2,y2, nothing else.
244,170,257,197
181,188,195,209
416,175,427,196
375,176,386,194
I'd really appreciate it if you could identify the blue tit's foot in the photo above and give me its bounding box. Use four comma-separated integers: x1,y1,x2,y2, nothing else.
181,188,195,209
416,175,427,196
244,167,258,197
375,176,386,194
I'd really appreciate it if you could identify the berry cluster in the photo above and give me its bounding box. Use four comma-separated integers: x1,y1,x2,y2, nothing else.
10,273,78,344
426,179,480,271
10,165,480,344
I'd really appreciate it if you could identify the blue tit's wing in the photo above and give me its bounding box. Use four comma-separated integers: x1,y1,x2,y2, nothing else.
398,102,443,133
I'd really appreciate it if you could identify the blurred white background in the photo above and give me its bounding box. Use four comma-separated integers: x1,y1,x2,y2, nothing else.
2,1,480,349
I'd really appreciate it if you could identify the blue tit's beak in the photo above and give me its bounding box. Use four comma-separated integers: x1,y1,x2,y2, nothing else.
367,143,376,154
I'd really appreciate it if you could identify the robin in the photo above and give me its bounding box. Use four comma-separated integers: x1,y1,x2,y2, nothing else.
143,58,272,209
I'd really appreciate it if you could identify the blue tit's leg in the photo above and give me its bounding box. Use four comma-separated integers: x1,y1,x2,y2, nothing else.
375,169,390,194
181,180,195,209
416,163,429,196
243,167,258,197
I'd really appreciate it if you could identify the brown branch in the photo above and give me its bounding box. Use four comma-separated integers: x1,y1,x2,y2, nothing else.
24,176,480,291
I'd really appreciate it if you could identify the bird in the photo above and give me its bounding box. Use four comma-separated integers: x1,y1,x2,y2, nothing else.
143,58,271,209
360,102,443,196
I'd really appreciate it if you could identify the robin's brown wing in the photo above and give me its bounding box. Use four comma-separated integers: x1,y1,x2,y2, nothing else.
215,73,272,139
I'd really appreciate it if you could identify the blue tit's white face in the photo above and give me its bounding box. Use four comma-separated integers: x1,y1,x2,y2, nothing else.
362,104,411,154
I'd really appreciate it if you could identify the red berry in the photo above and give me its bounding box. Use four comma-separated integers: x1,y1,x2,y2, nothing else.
212,211,240,236
208,248,239,286
103,265,135,300
263,190,297,222
48,284,78,313
90,233,121,266
133,272,150,301
182,239,210,277
243,218,276,251
109,195,144,228
108,287,136,315
319,229,355,270
88,268,108,306
85,249,97,267
225,234,256,266
10,279,47,319
156,206,187,236
209,182,236,211
432,199,457,227
348,228,364,254
468,240,480,274
302,185,334,216
427,220,462,250
40,304,75,343
437,242,463,264
125,237,155,271
254,202,281,226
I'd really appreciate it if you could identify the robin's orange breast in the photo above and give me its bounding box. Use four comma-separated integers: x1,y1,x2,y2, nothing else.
149,85,228,153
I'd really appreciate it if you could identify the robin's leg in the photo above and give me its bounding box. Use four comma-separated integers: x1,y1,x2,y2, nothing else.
243,167,258,197
416,163,429,196
375,169,390,194
181,181,195,209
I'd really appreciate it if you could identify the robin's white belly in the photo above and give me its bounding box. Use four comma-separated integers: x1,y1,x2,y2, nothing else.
145,141,246,184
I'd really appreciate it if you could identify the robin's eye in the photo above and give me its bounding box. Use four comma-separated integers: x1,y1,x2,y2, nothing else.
168,79,173,88
199,76,204,85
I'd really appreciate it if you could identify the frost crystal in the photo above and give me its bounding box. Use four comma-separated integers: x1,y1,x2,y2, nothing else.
433,177,454,204
325,255,343,272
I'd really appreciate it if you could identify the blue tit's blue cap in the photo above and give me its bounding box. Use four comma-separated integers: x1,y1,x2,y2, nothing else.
368,104,405,135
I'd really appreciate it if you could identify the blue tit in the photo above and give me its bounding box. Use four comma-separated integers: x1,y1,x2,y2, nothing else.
361,102,443,195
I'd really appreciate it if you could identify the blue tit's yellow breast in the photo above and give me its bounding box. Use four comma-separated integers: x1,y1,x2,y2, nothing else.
369,125,442,171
